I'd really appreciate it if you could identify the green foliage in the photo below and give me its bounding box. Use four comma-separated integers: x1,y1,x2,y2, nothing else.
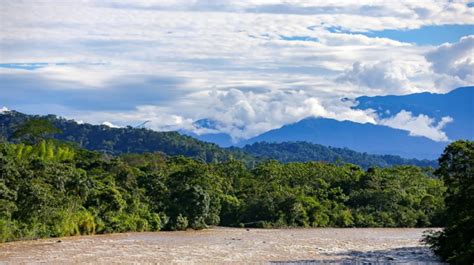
349,166,445,227
1,111,237,163
1,111,435,168
173,214,189,231
0,140,447,243
424,140,474,264
12,118,61,144
239,141,437,168
13,140,75,162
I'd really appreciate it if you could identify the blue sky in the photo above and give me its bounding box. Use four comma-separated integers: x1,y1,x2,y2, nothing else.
331,24,474,45
364,25,474,45
0,0,473,141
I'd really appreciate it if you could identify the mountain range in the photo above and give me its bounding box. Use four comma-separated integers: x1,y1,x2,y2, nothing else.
241,117,446,159
189,86,474,159
355,86,473,140
1,86,471,163
0,110,436,168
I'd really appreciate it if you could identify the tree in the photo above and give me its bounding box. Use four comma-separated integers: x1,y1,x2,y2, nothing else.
13,119,61,144
0,138,447,242
425,140,474,264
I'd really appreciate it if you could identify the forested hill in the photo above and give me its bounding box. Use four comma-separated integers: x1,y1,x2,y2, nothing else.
238,142,437,168
0,110,436,168
0,110,236,163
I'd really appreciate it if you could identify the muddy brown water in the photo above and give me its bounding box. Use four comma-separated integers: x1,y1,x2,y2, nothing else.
0,227,444,264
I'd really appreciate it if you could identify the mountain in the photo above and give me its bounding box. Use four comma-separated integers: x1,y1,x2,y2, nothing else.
180,119,234,147
0,110,237,163
236,141,437,168
0,110,436,168
354,86,474,140
241,117,446,159
185,132,234,147
195,86,473,159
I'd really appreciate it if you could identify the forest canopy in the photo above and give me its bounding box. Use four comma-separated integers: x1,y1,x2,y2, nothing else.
0,138,446,242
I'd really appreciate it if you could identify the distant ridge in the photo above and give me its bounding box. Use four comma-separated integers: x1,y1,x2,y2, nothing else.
236,141,437,168
0,110,233,163
0,110,436,168
241,117,446,159
190,86,474,159
354,86,474,140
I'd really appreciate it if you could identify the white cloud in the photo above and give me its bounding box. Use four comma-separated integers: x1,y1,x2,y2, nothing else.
336,60,427,94
0,0,472,142
426,35,474,82
101,121,122,128
90,0,474,31
0,107,10,113
59,88,377,142
184,88,377,140
69,106,195,133
379,110,453,142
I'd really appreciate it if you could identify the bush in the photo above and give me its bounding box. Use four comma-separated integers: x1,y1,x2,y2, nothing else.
76,211,96,235
174,214,188,231
0,218,17,242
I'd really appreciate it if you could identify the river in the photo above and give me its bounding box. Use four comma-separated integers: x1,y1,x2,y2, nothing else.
0,227,444,264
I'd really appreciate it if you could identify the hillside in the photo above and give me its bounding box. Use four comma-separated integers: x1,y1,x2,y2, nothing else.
238,142,437,168
0,110,236,163
0,110,436,168
242,117,447,159
354,86,474,140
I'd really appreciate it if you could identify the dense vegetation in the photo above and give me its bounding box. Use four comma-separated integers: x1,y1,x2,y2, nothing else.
0,110,238,163
0,137,446,242
1,111,436,168
424,140,474,264
239,142,437,168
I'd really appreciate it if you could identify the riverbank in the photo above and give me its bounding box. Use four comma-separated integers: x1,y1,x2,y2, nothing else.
0,227,443,264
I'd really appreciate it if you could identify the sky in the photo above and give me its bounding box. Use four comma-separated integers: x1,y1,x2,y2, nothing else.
0,0,473,142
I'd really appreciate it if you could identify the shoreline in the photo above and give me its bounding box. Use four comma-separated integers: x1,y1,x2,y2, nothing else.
0,226,442,243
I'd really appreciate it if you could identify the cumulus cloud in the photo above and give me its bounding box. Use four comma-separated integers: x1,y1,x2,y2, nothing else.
379,110,453,142
426,35,474,82
336,60,431,94
0,0,472,142
186,88,377,141
63,87,377,142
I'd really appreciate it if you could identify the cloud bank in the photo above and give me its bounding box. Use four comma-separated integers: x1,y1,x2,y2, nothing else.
379,110,453,142
426,35,474,81
0,0,473,142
